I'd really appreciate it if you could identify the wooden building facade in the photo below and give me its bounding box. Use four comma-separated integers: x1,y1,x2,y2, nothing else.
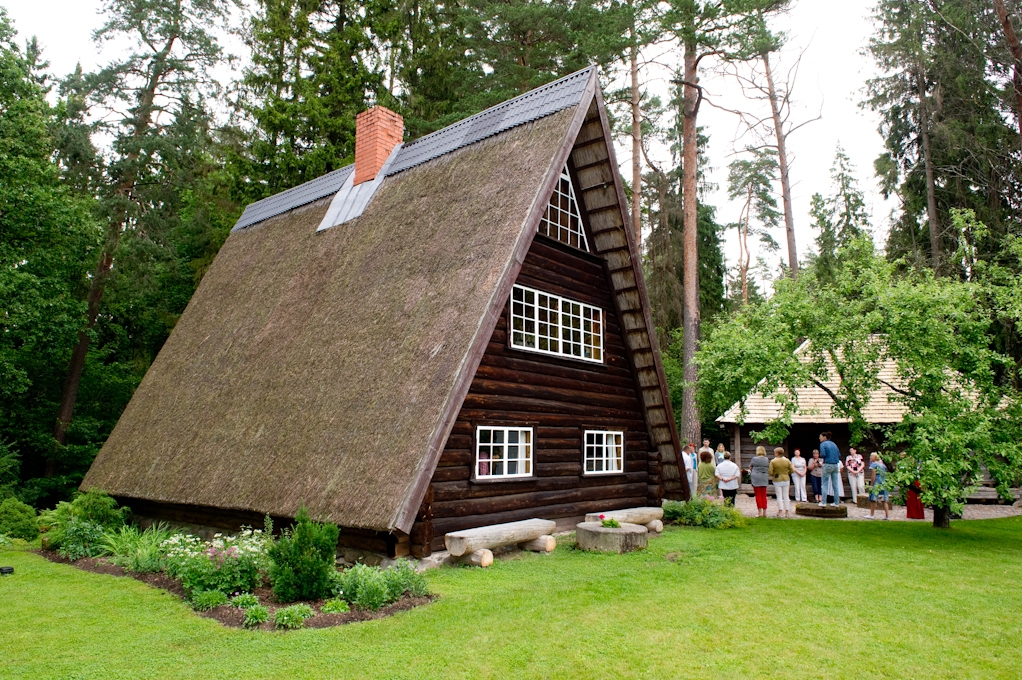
82,68,687,558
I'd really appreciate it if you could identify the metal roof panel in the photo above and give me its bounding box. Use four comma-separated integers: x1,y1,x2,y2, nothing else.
232,165,354,232
231,66,594,231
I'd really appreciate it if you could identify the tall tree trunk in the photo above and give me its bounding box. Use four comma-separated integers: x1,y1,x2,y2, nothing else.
680,48,701,445
53,37,176,449
740,187,751,305
762,50,797,277
993,0,1022,142
916,71,941,272
629,18,642,249
932,505,950,529
53,247,116,445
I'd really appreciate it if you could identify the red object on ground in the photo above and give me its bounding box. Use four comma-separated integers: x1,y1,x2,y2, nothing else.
906,484,925,519
754,486,768,510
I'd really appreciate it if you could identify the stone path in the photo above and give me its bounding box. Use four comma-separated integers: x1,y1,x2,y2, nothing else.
733,494,1022,521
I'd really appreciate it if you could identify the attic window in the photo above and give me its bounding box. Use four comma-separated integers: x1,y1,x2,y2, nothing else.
476,426,533,479
584,430,624,475
538,166,589,251
510,284,602,363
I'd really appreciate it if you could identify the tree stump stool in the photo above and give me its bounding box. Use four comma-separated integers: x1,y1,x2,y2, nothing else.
575,522,647,553
795,503,848,518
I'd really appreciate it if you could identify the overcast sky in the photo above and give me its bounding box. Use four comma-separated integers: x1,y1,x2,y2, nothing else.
4,0,893,289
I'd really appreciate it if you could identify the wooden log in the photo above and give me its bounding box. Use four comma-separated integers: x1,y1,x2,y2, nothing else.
433,482,649,519
456,549,493,567
518,535,556,552
445,518,557,556
645,519,663,533
584,506,664,525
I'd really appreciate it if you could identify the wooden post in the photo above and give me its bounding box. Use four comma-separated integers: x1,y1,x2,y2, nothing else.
732,424,742,470
410,484,434,558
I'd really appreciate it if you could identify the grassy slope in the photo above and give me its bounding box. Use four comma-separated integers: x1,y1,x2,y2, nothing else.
3,518,1021,679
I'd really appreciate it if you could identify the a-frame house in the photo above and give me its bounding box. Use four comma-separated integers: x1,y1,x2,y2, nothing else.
83,67,686,558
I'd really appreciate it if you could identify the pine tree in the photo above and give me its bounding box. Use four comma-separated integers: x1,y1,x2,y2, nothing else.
233,0,382,200
726,148,780,305
52,0,237,456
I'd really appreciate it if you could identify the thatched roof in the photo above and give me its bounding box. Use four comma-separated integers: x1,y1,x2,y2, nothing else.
717,340,907,425
84,68,681,531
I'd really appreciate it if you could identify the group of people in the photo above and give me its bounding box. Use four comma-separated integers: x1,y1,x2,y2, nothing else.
681,432,917,520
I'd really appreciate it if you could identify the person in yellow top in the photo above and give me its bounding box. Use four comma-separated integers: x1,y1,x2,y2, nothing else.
768,447,795,518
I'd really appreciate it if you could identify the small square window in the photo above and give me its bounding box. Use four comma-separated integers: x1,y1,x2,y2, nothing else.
476,427,533,480
584,430,624,475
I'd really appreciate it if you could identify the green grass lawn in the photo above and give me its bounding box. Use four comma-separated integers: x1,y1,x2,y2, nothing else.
3,517,1021,680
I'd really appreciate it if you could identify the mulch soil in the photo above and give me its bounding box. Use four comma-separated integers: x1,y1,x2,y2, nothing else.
36,550,433,630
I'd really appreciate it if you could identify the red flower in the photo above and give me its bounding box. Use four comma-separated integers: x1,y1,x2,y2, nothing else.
599,514,605,519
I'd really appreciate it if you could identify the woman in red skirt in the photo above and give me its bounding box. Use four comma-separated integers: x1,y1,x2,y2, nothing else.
906,480,925,519
749,446,771,518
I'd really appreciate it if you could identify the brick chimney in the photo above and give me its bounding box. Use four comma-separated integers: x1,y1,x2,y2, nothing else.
353,106,403,185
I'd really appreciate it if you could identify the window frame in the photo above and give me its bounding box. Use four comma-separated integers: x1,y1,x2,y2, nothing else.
583,429,625,476
509,284,604,364
538,165,590,252
472,425,536,482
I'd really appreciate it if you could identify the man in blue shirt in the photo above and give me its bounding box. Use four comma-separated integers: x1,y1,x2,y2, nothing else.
818,431,843,508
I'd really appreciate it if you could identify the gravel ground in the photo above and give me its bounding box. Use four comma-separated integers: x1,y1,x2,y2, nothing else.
732,494,1022,521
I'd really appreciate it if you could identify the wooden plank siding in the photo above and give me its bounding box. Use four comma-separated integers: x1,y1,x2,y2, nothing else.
422,235,657,551
569,96,683,498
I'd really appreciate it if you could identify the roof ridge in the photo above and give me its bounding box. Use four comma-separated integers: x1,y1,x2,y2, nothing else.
401,66,595,150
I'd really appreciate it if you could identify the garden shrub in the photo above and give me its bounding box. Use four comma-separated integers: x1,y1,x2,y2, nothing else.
0,533,12,548
274,603,314,630
662,499,746,529
230,593,260,609
162,528,270,595
103,524,174,573
268,508,339,603
243,604,269,628
383,559,429,600
0,497,38,541
38,490,128,550
321,598,350,614
191,589,229,611
58,518,107,560
336,563,390,611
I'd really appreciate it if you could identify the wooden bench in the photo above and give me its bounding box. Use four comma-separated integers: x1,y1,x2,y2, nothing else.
444,518,557,567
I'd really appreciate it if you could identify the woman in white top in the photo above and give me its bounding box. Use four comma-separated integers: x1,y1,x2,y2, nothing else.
715,452,741,506
790,448,808,502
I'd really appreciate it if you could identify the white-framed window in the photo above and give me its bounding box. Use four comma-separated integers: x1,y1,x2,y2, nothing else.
584,430,624,475
476,426,534,479
539,165,589,251
510,284,603,362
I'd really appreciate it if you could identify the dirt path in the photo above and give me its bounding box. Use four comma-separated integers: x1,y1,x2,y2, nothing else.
733,494,1022,521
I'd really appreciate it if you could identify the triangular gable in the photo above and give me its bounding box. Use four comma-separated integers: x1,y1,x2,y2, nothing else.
393,73,684,529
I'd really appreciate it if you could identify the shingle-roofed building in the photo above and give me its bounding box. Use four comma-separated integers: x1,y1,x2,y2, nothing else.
82,67,686,558
717,340,906,468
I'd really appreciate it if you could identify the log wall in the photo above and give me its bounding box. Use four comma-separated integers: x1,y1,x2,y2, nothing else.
421,234,658,552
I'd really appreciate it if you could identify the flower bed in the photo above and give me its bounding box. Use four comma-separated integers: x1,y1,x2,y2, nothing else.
38,547,434,630
33,496,433,631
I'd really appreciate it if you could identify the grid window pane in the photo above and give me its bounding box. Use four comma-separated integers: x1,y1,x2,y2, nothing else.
539,166,589,252
509,284,603,364
476,427,534,479
584,430,624,475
